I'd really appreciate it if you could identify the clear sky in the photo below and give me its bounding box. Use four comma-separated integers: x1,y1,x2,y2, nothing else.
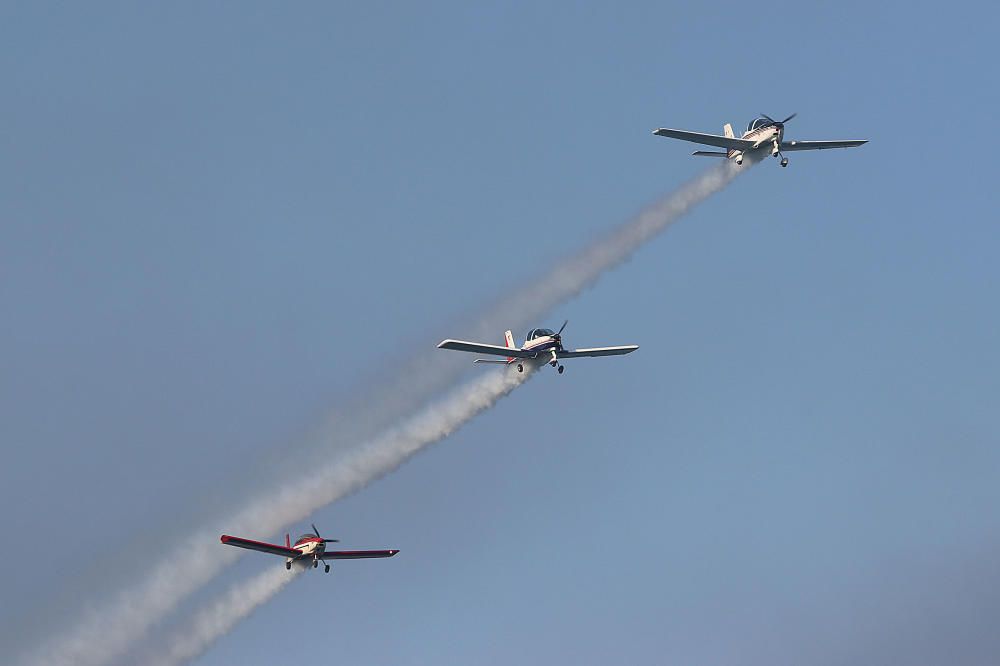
2,1,998,664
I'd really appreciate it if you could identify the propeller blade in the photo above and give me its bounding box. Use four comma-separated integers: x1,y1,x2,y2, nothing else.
322,539,339,543
557,319,569,335
760,113,774,122
311,523,321,538
780,112,797,124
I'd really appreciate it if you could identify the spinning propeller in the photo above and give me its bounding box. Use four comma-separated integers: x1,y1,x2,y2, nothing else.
312,523,339,543
552,319,569,345
761,112,797,127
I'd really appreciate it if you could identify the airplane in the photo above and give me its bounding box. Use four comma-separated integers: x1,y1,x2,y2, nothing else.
437,320,638,374
652,113,867,167
220,523,399,573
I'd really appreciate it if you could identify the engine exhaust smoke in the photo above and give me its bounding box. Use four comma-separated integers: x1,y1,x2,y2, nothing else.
19,161,744,666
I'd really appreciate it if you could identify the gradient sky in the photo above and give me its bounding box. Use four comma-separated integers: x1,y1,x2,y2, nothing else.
2,2,999,664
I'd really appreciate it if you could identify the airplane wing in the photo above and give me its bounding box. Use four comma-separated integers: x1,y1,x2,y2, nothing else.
653,128,755,150
557,345,639,359
780,139,868,151
320,549,400,560
438,339,537,359
220,535,301,558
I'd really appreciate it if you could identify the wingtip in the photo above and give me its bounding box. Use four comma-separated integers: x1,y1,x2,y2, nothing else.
220,535,231,543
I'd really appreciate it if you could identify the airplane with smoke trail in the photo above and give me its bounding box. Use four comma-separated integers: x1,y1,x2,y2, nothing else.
438,320,638,374
653,113,867,167
221,523,398,574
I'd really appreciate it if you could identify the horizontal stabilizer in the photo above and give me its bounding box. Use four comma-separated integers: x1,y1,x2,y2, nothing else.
692,150,729,157
473,359,509,364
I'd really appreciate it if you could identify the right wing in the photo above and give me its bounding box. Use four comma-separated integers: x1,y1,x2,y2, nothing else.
320,549,400,560
557,345,639,359
653,128,755,151
220,535,301,558
780,139,868,151
438,339,537,359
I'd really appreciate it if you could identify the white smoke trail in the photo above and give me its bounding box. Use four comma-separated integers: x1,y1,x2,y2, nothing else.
140,366,535,666
20,161,745,666
144,567,302,666
20,366,533,666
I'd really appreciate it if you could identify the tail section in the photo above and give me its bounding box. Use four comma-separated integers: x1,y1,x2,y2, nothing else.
504,330,516,362
285,534,291,548
723,123,742,161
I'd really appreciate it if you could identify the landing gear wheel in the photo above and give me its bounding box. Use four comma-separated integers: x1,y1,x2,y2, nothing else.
313,559,318,569
557,365,564,374
517,364,523,373
780,158,788,167
286,561,291,570
324,564,331,573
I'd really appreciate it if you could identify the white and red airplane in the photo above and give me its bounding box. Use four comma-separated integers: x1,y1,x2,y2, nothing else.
220,523,398,573
653,113,867,167
437,320,638,374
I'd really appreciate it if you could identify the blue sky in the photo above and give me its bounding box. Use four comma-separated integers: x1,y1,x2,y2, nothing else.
2,2,998,664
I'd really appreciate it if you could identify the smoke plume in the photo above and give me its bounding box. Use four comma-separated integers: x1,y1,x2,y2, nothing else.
19,160,744,666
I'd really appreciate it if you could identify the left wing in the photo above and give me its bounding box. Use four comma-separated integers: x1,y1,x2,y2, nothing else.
780,139,868,151
557,345,639,359
653,128,755,150
438,339,538,359
220,535,301,558
320,549,399,560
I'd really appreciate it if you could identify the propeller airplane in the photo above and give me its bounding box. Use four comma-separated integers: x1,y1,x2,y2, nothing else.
220,523,399,573
437,320,638,374
653,113,867,167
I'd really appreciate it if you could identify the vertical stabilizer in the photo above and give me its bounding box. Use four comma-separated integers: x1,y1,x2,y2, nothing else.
723,123,735,139
504,330,515,362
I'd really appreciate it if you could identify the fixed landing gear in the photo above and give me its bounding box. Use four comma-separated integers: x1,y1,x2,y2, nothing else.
324,563,331,573
517,363,523,373
558,365,564,374
312,559,318,569
780,156,788,167
286,561,291,570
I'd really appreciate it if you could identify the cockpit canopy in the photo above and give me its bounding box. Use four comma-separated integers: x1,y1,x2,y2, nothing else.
747,117,773,133
527,328,556,340
294,533,317,544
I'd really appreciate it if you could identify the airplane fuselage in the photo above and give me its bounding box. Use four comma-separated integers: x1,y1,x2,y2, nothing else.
730,123,785,162
290,536,324,561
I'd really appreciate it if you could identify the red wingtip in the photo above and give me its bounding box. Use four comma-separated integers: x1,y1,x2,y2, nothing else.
220,535,232,544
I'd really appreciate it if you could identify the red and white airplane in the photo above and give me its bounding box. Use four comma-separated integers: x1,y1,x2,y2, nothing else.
653,113,867,167
437,320,638,374
220,524,398,573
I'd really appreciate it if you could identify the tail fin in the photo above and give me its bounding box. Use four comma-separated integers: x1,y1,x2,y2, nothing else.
285,534,291,548
504,330,515,362
724,123,735,139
